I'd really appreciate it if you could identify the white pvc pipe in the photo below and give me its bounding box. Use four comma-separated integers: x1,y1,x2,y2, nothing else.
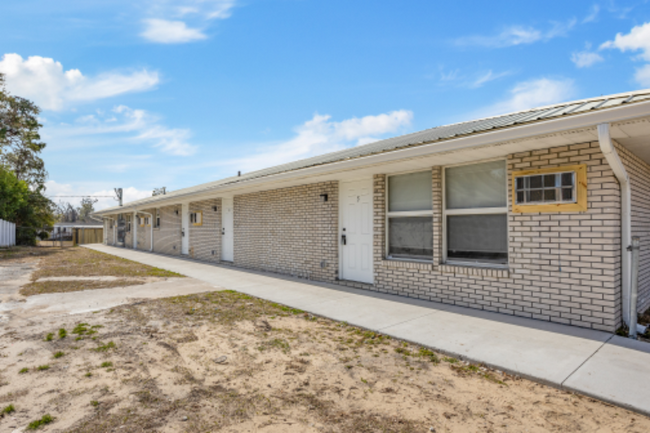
598,123,633,329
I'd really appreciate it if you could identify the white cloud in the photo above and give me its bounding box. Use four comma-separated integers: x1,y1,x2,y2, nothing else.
141,0,236,43
583,5,600,23
456,20,575,48
47,105,197,156
571,51,604,68
601,22,650,86
44,180,152,211
480,78,576,117
635,64,650,87
470,70,512,88
224,110,413,173
601,22,650,61
0,54,159,111
141,19,207,43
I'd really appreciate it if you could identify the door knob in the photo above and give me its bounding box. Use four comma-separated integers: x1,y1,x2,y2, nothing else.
341,234,347,245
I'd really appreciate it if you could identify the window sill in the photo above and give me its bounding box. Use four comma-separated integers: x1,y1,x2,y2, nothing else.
382,257,433,270
439,262,509,278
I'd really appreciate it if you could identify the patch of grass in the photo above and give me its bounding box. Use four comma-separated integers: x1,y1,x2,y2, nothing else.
73,323,89,334
27,414,53,430
100,361,113,368
90,400,99,407
53,351,65,359
2,404,15,414
36,365,50,371
443,357,459,364
417,348,440,364
93,341,116,352
58,328,67,339
258,338,290,354
21,279,150,297
19,368,29,374
44,333,53,342
31,247,184,280
85,372,92,377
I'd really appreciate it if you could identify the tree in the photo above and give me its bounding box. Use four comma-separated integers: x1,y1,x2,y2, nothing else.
0,165,55,245
0,73,47,191
78,197,98,222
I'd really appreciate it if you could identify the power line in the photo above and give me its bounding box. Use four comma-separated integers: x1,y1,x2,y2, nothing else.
47,195,116,198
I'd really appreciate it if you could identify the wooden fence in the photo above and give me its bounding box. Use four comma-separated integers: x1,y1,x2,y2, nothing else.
73,228,104,245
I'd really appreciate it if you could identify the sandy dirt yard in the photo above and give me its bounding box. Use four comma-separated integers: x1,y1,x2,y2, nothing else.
0,247,649,432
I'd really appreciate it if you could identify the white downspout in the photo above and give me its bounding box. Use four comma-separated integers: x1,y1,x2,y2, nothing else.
138,210,154,252
597,123,637,333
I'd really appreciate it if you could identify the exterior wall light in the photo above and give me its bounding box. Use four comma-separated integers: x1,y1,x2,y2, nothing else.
320,194,328,202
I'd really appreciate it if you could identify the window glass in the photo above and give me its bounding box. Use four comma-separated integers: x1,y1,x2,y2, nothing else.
388,171,432,212
388,217,433,259
515,171,575,205
445,160,506,209
447,214,508,264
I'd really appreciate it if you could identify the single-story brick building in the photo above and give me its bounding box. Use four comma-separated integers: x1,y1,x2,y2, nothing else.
95,90,650,333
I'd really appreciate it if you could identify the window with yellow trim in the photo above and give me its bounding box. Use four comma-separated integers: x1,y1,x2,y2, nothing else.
190,211,203,226
512,164,587,213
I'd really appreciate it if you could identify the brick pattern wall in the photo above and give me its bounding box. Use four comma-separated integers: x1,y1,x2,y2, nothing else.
373,141,622,331
234,182,338,281
618,143,650,314
152,205,182,256
189,199,221,262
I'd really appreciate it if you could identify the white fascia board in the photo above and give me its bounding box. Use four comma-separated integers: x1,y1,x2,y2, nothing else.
95,100,650,216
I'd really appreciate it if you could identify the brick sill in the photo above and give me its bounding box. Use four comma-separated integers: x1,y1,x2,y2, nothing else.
439,263,509,278
381,259,433,270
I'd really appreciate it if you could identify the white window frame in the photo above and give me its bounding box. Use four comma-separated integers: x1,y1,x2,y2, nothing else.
442,158,509,268
385,169,434,262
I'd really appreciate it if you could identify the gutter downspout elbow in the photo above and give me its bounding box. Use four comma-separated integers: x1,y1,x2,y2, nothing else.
598,123,634,332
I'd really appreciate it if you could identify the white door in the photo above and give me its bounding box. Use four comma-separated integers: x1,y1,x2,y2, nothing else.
340,179,373,284
221,197,234,262
181,203,189,255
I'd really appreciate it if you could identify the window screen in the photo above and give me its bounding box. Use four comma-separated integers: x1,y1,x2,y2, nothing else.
445,160,506,209
389,217,433,259
447,214,507,264
444,160,508,265
388,171,432,212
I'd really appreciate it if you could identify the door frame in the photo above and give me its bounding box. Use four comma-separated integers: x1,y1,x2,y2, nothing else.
181,202,190,255
338,177,374,284
221,196,234,262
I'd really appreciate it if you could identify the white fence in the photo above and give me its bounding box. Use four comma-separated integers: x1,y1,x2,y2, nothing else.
0,219,16,247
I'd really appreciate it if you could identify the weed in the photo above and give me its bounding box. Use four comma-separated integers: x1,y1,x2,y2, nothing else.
58,328,67,339
53,351,64,359
75,336,83,341
2,404,15,414
443,357,459,364
91,325,104,329
257,338,290,354
360,378,368,384
90,400,99,407
27,414,53,430
100,361,113,368
85,372,92,377
93,341,116,352
36,365,50,371
417,348,440,364
44,333,53,342
73,323,89,335
19,367,29,374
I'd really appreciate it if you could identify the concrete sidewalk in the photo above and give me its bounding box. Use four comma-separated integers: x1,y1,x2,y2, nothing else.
85,244,650,417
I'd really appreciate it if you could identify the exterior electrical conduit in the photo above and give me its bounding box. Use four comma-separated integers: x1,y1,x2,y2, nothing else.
597,123,646,336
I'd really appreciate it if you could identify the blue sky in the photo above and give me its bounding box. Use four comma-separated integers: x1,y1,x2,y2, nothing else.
2,0,650,209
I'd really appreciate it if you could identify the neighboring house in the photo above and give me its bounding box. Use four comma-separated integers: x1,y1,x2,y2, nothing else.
95,89,650,333
52,217,103,240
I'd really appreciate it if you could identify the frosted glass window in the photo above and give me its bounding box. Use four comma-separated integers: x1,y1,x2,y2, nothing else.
389,217,433,259
447,214,508,264
388,171,432,212
445,160,506,209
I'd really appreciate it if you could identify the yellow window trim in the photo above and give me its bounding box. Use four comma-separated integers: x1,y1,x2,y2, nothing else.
192,211,203,226
511,164,587,213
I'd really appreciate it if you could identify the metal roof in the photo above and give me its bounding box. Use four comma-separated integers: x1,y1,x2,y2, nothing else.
96,89,650,214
